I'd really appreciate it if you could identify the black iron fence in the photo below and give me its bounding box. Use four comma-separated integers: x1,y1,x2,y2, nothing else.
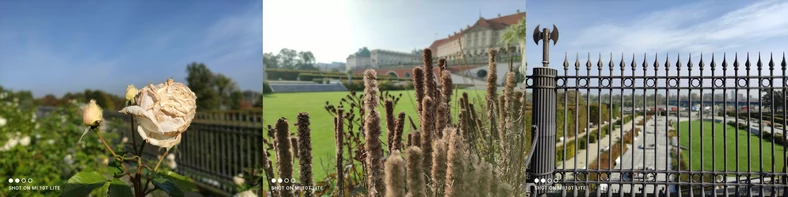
525,25,788,196
38,106,264,196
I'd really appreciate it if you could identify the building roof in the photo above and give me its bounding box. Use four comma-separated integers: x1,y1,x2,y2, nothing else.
429,12,526,53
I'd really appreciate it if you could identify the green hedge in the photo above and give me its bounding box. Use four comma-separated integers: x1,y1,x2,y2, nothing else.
342,80,414,91
298,72,409,82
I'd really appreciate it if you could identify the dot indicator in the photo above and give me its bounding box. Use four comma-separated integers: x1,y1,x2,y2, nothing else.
278,178,283,183
7,178,12,183
14,178,19,183
271,178,276,183
534,178,540,183
540,178,546,183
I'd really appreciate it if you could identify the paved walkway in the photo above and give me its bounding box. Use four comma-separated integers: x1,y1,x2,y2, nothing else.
609,115,673,194
556,117,623,148
557,116,644,173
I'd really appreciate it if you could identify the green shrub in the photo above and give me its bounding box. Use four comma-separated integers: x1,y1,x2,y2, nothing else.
0,94,120,196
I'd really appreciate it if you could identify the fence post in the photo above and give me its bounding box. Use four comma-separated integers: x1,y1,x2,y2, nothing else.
528,24,559,197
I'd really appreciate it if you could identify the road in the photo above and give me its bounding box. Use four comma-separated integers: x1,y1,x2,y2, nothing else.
557,116,644,179
609,115,673,194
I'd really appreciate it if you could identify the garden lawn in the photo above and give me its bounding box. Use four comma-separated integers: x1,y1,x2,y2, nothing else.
676,120,786,172
262,89,489,183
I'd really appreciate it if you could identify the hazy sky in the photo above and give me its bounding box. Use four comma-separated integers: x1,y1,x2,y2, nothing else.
263,0,525,63
0,0,263,98
526,0,788,76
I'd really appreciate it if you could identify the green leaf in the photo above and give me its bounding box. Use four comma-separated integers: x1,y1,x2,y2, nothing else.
61,171,109,197
108,178,133,197
152,176,185,197
108,160,124,177
160,170,198,192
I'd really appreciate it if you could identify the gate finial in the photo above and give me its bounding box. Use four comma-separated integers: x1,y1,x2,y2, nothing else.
534,25,559,68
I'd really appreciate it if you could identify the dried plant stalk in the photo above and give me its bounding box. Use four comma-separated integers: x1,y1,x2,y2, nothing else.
274,118,294,197
440,69,454,124
263,127,277,192
423,49,438,102
405,147,426,197
445,130,466,197
419,96,435,176
413,67,426,117
477,162,493,197
296,113,313,197
486,49,499,143
290,137,300,161
393,111,406,152
431,136,449,197
384,151,406,197
333,109,345,196
385,100,396,154
435,102,449,138
363,70,385,197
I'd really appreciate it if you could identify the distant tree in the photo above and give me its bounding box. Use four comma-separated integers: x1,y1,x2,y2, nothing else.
230,90,244,110
763,90,785,110
213,74,240,110
296,51,317,70
186,62,221,110
355,47,371,57
500,16,526,76
279,48,299,69
38,94,60,106
264,52,280,68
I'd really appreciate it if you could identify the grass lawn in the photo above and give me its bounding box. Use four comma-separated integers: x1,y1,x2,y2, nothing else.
675,120,786,172
262,89,489,183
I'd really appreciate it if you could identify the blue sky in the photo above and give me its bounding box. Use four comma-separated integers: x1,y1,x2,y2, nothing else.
0,1,263,97
263,0,524,63
526,0,788,95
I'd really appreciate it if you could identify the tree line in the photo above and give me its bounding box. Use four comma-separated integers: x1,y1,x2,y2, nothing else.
264,48,318,70
35,62,262,111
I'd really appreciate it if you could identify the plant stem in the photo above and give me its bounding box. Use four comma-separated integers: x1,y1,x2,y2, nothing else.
154,148,170,172
96,127,118,159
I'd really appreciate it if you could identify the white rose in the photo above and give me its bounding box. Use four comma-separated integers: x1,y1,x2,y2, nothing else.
0,116,6,127
234,190,258,197
121,137,128,144
120,79,197,149
47,139,54,145
166,153,175,161
166,160,177,169
63,155,74,165
233,174,245,186
5,138,18,149
19,136,30,147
